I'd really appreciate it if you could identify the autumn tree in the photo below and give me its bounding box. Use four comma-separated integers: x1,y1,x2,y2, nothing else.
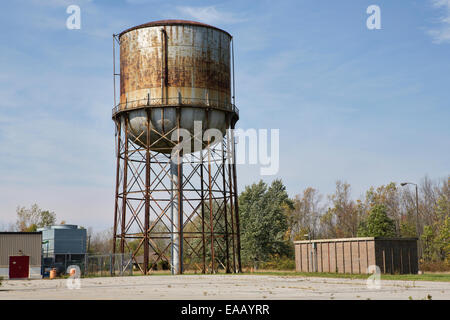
326,181,359,238
287,187,323,240
16,204,56,232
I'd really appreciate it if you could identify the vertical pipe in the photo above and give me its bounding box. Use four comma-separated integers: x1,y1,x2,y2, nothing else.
178,166,183,274
144,111,151,275
171,173,178,273
120,116,129,254
221,133,230,273
226,117,236,272
231,37,236,107
113,34,116,108
171,108,183,274
112,120,121,255
231,122,242,272
177,109,183,274
171,161,182,274
200,148,206,274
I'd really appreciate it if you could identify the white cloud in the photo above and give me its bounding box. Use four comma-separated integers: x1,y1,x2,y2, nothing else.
172,6,245,25
428,0,450,43
125,0,158,4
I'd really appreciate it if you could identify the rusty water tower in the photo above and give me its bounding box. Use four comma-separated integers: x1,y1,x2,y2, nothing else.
111,20,241,274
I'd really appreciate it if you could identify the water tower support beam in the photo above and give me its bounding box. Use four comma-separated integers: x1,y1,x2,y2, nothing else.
113,119,121,255
200,148,206,274
120,116,129,255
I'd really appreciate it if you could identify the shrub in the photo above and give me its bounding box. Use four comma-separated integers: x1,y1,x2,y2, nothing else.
260,256,295,270
419,260,450,272
157,260,170,270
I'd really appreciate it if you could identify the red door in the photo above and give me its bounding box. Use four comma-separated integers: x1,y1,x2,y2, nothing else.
9,256,29,279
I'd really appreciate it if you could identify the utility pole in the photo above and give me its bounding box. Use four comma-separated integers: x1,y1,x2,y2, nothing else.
400,182,419,236
401,182,420,259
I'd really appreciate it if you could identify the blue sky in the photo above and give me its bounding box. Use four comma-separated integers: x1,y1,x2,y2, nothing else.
0,0,449,231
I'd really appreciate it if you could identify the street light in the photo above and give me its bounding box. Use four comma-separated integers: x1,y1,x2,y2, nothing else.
400,182,419,237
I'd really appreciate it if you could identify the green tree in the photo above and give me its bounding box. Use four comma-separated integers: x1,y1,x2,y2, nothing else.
239,180,291,269
421,193,450,262
357,204,396,237
435,194,449,262
16,204,56,232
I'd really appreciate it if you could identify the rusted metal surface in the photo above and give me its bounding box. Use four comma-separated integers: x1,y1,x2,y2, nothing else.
116,21,234,152
119,19,232,39
119,24,231,108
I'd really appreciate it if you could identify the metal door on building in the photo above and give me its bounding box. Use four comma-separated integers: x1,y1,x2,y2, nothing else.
9,256,29,279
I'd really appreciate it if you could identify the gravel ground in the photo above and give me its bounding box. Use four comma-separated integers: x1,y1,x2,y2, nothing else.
0,275,448,300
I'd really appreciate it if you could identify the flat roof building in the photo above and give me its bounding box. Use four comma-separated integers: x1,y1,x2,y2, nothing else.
38,225,87,274
294,237,418,274
0,232,42,279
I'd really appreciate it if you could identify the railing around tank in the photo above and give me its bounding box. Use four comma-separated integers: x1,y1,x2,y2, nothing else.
111,97,239,119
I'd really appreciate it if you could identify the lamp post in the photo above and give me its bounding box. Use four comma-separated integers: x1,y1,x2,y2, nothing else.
400,182,419,237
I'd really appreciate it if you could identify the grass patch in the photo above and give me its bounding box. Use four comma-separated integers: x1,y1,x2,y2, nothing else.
241,270,450,282
78,269,450,282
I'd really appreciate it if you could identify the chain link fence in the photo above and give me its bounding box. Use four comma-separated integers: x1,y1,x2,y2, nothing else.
84,253,133,277
42,253,133,277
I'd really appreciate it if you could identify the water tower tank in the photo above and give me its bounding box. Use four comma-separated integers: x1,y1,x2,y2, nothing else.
115,20,237,153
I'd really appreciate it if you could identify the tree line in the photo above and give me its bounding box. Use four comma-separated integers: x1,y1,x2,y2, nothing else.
239,176,449,269
4,175,448,271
